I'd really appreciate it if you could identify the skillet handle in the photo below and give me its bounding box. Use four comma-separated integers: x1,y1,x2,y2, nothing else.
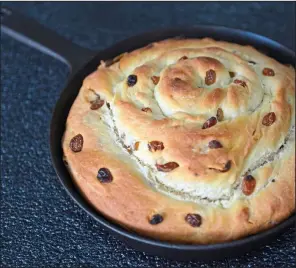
1,6,96,73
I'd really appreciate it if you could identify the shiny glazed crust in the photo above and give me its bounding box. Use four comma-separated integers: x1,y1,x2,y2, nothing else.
62,38,295,244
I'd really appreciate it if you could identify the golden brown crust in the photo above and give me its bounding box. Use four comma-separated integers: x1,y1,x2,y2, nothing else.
63,38,295,244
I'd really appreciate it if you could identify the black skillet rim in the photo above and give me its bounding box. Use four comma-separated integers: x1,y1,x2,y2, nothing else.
50,25,295,257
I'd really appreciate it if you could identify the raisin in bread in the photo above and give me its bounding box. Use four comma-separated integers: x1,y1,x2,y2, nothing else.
62,38,295,244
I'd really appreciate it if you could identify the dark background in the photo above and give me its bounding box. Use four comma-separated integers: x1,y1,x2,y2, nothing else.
1,2,295,268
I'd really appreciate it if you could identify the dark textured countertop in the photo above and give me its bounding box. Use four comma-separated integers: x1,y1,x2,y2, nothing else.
1,2,295,268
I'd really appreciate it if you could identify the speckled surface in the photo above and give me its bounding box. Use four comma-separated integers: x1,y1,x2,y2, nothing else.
1,2,295,268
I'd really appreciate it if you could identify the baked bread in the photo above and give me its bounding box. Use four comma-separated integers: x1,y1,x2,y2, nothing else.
62,38,295,244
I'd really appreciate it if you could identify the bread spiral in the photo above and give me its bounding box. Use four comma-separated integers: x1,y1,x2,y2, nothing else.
63,38,295,244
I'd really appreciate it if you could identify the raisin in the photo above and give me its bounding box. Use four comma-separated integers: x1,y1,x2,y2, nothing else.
262,112,276,126
185,213,202,227
97,168,113,183
242,175,256,195
202,117,217,129
70,134,83,152
205,69,216,85
221,160,231,172
90,99,105,110
179,56,188,61
229,71,236,78
211,160,231,172
208,140,223,149
127,74,137,87
151,76,160,85
216,108,224,122
148,141,164,152
234,79,247,87
262,68,275,76
141,107,152,113
156,162,179,172
149,214,163,225
134,141,140,151
248,60,256,65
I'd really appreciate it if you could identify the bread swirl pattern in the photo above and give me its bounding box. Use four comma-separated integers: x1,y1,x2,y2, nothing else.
63,38,295,243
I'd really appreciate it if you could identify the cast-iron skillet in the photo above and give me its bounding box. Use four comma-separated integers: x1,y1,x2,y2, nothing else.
2,6,295,261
